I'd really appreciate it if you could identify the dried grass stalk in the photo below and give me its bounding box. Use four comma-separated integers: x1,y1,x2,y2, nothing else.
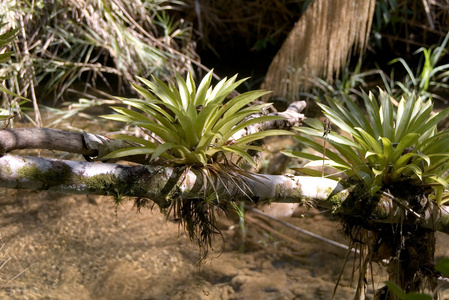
261,0,376,100
0,0,200,104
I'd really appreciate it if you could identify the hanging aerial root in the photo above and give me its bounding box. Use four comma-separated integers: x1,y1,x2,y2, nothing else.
335,182,440,297
160,162,256,262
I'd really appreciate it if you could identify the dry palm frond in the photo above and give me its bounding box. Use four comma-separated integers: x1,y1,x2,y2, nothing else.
261,0,376,101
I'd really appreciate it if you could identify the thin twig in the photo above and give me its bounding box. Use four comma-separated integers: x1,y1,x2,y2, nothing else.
422,0,436,30
0,264,34,289
18,16,42,127
381,191,424,220
244,214,304,248
245,205,357,253
322,118,331,177
0,257,11,271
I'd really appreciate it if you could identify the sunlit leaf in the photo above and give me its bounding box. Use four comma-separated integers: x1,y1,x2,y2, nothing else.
233,130,293,146
112,134,157,148
222,115,283,142
217,146,257,168
194,70,214,106
355,127,383,153
428,175,449,189
102,147,156,160
151,143,175,161
391,133,420,162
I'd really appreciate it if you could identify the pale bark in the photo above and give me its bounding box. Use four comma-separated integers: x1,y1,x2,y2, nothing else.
1,153,448,235
0,101,305,163
0,128,95,156
0,153,339,207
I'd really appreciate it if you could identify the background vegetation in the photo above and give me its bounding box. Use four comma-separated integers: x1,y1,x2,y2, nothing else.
2,0,449,108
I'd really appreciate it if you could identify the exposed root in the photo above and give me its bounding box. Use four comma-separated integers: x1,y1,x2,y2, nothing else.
161,161,256,263
335,181,439,299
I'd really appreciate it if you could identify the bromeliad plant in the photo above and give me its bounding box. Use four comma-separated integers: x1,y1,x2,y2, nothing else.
101,70,291,260
285,90,449,205
102,70,290,168
284,90,449,296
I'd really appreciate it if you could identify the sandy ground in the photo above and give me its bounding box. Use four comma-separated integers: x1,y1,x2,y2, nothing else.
0,187,447,300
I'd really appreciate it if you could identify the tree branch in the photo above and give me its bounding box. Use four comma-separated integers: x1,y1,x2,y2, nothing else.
0,101,306,164
1,153,448,235
0,153,338,207
0,128,94,156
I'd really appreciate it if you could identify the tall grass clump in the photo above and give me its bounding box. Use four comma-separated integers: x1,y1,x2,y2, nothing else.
0,0,199,110
0,23,30,127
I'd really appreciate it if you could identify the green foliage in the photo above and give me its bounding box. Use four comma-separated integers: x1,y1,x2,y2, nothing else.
436,257,449,277
0,23,29,125
102,70,292,167
299,60,380,101
0,25,19,76
371,0,448,56
384,281,432,300
1,0,196,102
101,70,294,261
0,24,18,100
284,90,449,204
380,32,449,101
384,258,449,300
297,32,449,107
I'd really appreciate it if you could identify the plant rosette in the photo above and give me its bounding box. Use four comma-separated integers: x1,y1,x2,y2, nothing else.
283,89,449,295
101,70,292,168
284,90,449,206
